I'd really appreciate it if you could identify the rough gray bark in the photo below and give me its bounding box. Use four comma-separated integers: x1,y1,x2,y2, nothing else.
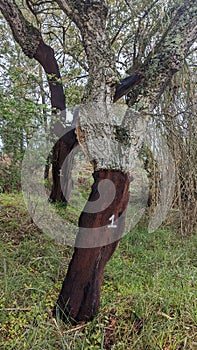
126,0,197,108
56,0,118,103
77,104,147,172
0,0,41,58
56,0,197,169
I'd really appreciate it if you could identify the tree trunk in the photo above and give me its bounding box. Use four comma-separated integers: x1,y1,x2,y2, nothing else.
52,0,197,323
49,127,77,203
54,169,130,322
34,40,78,202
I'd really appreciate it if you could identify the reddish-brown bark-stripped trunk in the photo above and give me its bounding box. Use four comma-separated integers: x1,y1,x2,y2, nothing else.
34,40,65,111
54,170,130,322
34,40,78,202
49,128,77,202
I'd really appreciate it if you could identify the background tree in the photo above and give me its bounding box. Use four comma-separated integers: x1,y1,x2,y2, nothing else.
0,16,45,191
0,0,196,323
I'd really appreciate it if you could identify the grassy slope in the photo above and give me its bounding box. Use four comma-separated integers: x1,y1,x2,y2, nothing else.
0,193,196,350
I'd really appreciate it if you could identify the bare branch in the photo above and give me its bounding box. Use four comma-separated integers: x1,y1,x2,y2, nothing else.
141,0,160,19
110,16,133,46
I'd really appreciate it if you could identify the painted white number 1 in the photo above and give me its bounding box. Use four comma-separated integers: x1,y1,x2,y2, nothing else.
108,214,117,228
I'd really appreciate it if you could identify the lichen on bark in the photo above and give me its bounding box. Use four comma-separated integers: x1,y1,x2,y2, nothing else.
76,103,147,174
0,0,42,58
126,0,197,109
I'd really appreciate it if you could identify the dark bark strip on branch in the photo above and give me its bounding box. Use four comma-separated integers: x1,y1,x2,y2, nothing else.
113,72,144,102
0,0,66,114
0,0,79,202
34,39,78,202
34,40,66,112
34,40,78,203
0,0,41,58
126,0,197,108
49,128,78,202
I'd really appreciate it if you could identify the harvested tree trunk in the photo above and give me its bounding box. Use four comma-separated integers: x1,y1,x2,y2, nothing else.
53,1,146,323
54,170,130,322
34,40,78,203
49,128,77,202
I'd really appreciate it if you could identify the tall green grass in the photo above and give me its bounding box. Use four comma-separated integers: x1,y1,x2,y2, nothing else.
0,193,196,349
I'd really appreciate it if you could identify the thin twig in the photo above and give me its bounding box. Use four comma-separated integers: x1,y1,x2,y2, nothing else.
0,308,31,311
157,311,174,320
63,323,86,333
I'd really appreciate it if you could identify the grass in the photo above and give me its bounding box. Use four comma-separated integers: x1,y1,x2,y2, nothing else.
0,192,197,349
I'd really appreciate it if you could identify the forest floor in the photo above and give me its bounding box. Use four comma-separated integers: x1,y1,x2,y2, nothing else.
0,192,197,350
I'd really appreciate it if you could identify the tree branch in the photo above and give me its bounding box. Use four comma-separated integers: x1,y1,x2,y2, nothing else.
0,0,41,58
55,0,118,103
113,72,144,102
0,0,78,204
0,0,66,112
126,0,197,108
